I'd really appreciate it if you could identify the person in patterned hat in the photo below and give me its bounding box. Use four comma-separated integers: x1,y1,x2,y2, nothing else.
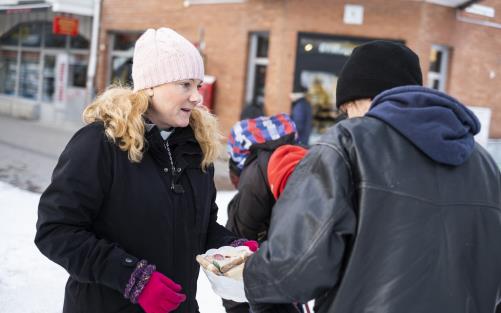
224,113,307,313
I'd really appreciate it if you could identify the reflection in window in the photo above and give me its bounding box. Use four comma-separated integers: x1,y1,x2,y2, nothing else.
19,51,40,99
0,21,91,49
108,33,141,86
111,56,133,86
70,36,89,49
113,33,140,51
0,26,19,46
256,35,269,58
428,45,449,92
0,20,91,103
42,55,56,102
429,49,442,73
44,22,67,48
69,54,88,88
20,23,43,47
0,50,17,95
253,65,267,105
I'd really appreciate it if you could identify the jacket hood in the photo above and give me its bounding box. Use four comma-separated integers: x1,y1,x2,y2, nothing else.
366,86,480,166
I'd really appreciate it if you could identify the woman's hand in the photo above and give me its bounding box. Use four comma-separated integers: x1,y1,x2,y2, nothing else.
242,240,259,252
138,272,186,313
231,238,259,252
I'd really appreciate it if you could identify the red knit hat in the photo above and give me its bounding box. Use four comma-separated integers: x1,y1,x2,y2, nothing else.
267,145,308,200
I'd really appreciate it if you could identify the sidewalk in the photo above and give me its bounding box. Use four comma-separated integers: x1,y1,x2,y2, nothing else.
0,115,233,192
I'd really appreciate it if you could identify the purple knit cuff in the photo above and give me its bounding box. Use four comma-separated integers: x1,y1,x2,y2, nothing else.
230,238,248,247
124,260,156,304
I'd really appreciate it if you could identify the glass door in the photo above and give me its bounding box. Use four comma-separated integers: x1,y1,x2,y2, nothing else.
42,54,56,103
19,51,40,100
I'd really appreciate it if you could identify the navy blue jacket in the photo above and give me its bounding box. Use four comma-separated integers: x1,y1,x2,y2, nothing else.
291,97,313,145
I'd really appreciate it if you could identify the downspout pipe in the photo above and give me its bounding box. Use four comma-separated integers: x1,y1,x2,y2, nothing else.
86,0,101,106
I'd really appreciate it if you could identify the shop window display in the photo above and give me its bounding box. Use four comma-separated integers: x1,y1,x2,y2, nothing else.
69,54,88,88
19,51,40,100
0,25,20,46
293,33,400,142
42,55,56,102
110,56,133,86
0,20,90,103
0,50,17,96
20,22,42,47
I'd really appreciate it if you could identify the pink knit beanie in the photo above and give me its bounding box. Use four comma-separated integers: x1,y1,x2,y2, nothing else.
132,28,204,92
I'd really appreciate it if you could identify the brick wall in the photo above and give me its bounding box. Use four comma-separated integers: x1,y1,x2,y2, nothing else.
97,0,501,138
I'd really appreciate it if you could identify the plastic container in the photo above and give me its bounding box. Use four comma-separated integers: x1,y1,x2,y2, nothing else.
198,246,250,302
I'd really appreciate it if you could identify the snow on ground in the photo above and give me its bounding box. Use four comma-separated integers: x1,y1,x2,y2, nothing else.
0,181,236,313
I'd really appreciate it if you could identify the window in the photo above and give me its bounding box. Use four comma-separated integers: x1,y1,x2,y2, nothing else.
113,33,138,51
0,20,90,100
20,22,43,47
1,21,89,49
110,56,133,85
42,55,56,102
108,32,141,86
244,32,269,107
69,54,88,88
19,51,40,99
0,25,20,46
44,22,67,48
0,50,17,95
428,45,450,92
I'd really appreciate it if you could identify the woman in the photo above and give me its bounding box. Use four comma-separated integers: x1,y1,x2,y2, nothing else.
35,28,256,313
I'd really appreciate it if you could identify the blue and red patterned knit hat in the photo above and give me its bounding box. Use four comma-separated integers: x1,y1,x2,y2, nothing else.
227,113,297,171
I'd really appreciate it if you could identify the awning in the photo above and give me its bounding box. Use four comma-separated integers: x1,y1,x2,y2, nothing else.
425,0,479,9
0,0,94,16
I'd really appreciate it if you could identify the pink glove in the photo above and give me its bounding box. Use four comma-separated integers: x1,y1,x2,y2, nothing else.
242,240,259,252
138,272,186,313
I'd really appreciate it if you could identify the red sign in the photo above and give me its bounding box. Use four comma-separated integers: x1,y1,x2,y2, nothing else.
199,75,216,111
53,16,79,37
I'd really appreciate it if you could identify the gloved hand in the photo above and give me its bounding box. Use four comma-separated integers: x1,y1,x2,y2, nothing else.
242,240,259,252
230,239,259,252
138,272,186,313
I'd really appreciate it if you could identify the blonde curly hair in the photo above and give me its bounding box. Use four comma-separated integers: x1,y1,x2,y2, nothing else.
83,86,222,170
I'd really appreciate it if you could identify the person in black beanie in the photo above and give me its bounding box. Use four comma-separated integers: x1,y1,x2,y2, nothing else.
243,40,501,313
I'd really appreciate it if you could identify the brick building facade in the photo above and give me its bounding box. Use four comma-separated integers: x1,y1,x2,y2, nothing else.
96,0,501,140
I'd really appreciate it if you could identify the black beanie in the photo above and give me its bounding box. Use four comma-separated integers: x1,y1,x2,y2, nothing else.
336,40,423,108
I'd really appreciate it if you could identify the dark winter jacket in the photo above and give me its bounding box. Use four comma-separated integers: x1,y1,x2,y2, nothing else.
225,133,298,313
35,122,236,313
244,86,501,313
226,133,296,242
291,97,313,146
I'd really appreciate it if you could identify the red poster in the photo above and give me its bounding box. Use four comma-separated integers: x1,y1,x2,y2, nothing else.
53,16,79,37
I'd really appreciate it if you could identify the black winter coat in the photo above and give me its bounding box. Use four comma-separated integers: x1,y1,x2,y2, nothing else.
244,117,501,313
226,134,296,242
35,122,236,313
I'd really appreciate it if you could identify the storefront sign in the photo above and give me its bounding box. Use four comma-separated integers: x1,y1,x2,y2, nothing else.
344,4,364,25
6,8,32,14
318,42,354,56
55,54,69,108
53,16,79,37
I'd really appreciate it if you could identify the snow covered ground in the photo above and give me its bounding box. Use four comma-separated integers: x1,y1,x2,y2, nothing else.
0,181,236,313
